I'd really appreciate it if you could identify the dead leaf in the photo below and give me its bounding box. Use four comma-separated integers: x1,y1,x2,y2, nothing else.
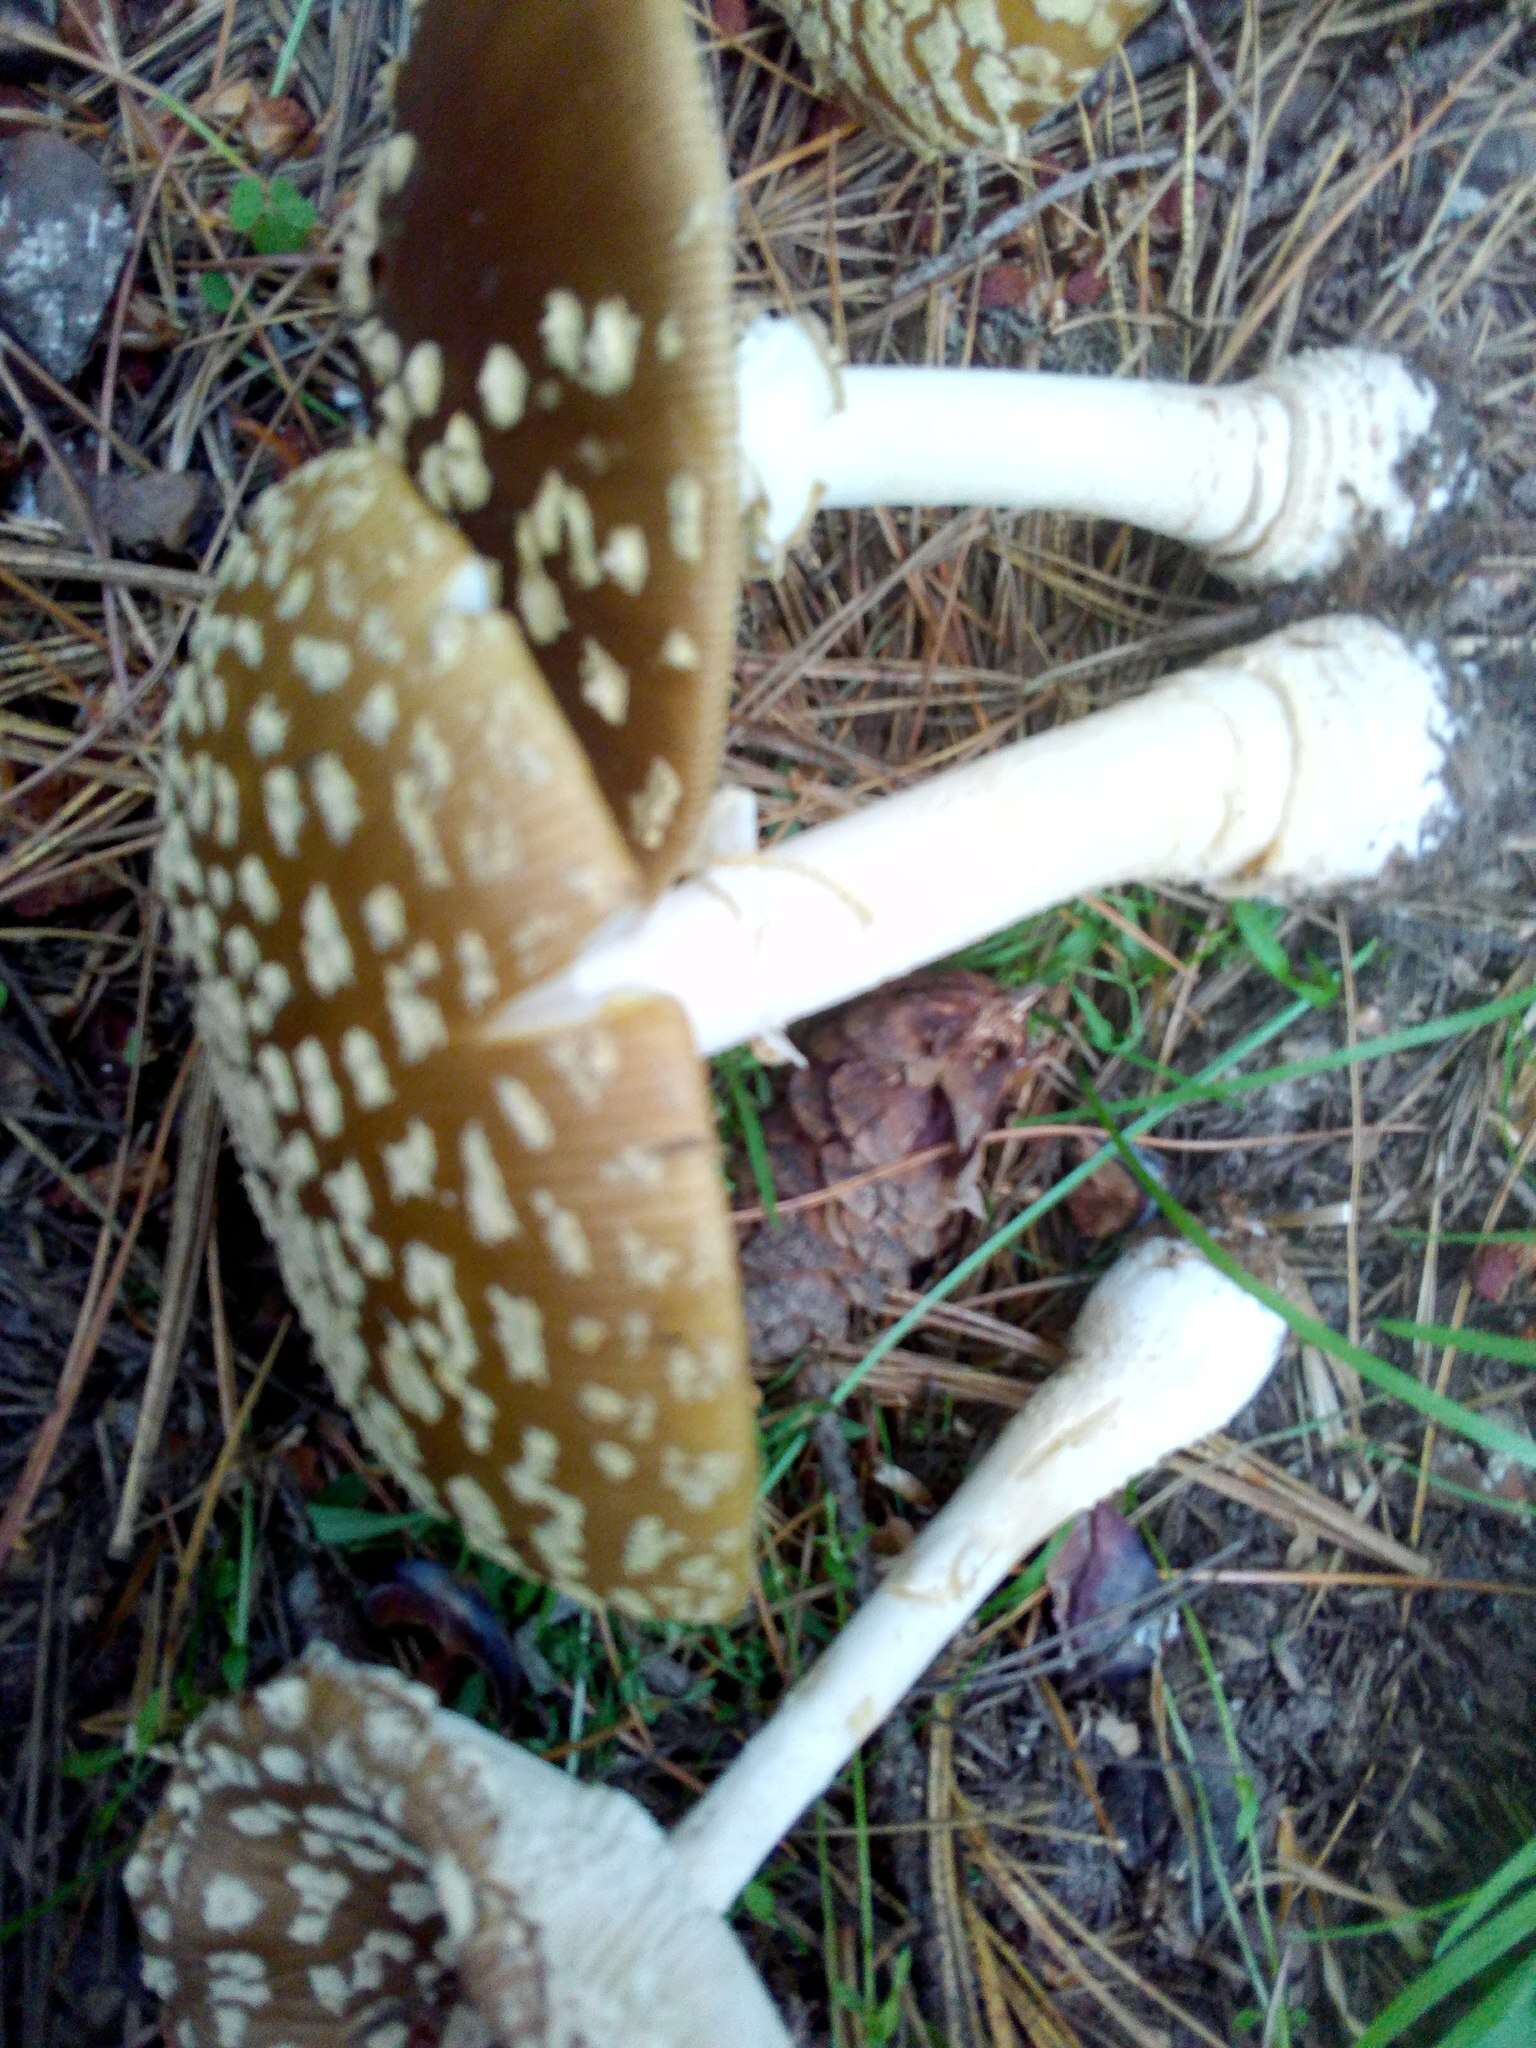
243,94,314,160
1470,1239,1533,1304
230,412,313,472
8,864,123,919
738,972,1049,1362
1046,1500,1172,1683
200,78,314,159
200,79,256,124
35,464,208,552
1064,1135,1160,1241
979,260,1039,311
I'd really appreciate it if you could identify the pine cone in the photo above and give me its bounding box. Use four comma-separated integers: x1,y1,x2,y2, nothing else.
738,972,1050,1363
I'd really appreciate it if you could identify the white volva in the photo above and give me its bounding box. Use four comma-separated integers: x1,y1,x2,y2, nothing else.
737,313,1458,582
494,616,1455,1057
670,1238,1289,1908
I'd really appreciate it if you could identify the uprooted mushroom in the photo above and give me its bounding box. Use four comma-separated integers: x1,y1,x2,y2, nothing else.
351,0,1469,601
130,1235,1287,2046
126,1644,792,2048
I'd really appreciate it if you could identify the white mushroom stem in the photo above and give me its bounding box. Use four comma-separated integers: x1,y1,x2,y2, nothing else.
494,616,1454,1058
737,314,1459,583
669,1237,1288,1911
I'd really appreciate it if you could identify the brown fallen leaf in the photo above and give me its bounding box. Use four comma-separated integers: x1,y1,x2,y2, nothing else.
244,93,314,159
1064,1135,1149,1241
200,79,254,123
230,411,314,473
35,463,208,552
737,971,1050,1363
1470,1239,1533,1304
979,260,1040,312
201,78,315,160
1046,1499,1172,1684
1063,262,1107,308
7,863,124,919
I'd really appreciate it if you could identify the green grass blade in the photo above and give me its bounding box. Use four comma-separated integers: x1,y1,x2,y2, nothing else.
1430,1956,1536,2048
1354,1889,1536,2047
1378,1321,1536,1370
1091,1114,1536,1475
307,1503,438,1546
271,0,320,93
998,981,1528,1133
1389,1230,1536,1247
152,86,248,170
1435,1836,1536,1957
726,1060,778,1223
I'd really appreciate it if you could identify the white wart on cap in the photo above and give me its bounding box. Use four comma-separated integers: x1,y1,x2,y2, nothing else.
344,0,740,889
769,0,1162,160
127,1644,790,2047
159,450,757,1621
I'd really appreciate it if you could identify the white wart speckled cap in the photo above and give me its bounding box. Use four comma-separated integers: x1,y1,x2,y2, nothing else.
158,450,756,1621
127,1644,790,2046
344,0,741,892
768,0,1161,160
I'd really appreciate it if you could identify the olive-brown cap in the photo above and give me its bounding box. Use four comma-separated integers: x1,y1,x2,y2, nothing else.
159,450,757,1621
343,0,740,890
769,0,1161,160
128,1644,791,2046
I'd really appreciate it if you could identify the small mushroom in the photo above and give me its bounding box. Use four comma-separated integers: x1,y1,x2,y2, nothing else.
160,449,756,1624
130,1238,1284,2042
767,0,1161,160
352,4,1466,594
669,1234,1290,1905
127,1643,790,2047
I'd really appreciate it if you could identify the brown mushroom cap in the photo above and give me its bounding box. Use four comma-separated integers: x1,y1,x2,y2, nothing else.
128,1644,790,2047
159,449,756,1621
344,0,740,890
768,0,1161,159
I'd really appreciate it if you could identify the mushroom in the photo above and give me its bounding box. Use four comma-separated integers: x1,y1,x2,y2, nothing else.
669,1234,1290,1905
765,0,1162,160
353,0,1466,623
126,1642,791,2048
130,1237,1285,2041
159,448,757,1625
